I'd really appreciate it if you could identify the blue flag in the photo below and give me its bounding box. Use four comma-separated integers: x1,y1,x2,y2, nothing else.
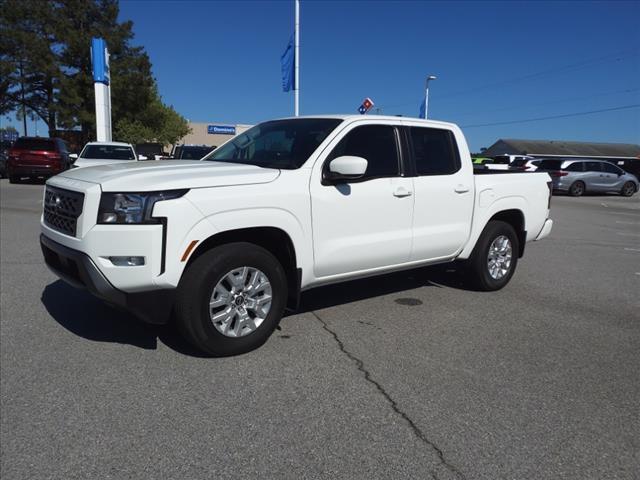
419,99,426,119
281,34,295,92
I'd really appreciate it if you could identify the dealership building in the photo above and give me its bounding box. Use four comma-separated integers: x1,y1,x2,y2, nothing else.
483,138,640,161
176,121,253,148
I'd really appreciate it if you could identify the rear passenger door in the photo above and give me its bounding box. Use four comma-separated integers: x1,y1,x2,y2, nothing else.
404,124,474,261
583,161,605,191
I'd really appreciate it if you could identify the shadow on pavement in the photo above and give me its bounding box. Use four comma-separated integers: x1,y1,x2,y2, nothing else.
41,280,209,357
295,263,473,314
41,264,472,355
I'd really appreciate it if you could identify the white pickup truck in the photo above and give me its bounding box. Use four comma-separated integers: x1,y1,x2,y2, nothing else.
40,116,553,355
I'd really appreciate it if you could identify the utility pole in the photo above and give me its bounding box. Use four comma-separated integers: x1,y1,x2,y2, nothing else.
294,0,300,116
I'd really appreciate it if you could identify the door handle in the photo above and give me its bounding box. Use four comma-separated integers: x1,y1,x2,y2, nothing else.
393,187,413,198
454,185,470,193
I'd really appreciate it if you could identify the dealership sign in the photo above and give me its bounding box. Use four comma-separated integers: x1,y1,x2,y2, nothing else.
358,97,374,115
90,38,110,85
208,125,236,135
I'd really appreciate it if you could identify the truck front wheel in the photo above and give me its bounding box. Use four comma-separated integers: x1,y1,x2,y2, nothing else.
467,220,519,291
175,242,288,356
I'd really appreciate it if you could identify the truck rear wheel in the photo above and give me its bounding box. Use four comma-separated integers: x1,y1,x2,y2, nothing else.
175,242,288,356
467,220,519,291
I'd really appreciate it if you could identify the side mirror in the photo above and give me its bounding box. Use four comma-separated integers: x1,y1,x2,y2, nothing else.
325,156,368,183
138,155,148,160
69,153,78,160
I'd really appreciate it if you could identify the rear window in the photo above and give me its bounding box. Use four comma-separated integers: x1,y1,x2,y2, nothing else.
538,159,564,171
180,146,215,160
80,145,136,160
13,138,56,151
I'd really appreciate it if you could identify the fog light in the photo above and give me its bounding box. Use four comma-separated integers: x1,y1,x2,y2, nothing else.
109,256,145,266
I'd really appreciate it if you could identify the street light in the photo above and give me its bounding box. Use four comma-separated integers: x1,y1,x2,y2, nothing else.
424,75,437,119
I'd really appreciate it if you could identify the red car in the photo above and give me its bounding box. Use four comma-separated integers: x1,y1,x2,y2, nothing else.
7,137,72,183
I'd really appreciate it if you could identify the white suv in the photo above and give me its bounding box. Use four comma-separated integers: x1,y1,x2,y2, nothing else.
71,142,140,168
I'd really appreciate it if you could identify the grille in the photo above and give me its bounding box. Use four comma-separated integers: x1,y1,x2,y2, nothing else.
43,186,85,236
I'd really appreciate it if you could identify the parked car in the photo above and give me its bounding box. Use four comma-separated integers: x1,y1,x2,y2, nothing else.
485,155,536,171
40,115,553,356
71,142,139,169
537,158,638,196
135,143,166,160
172,144,216,160
0,150,7,178
509,158,542,171
472,156,492,164
7,137,71,183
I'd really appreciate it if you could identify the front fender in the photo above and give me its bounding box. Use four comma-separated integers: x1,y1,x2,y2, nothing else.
157,207,310,289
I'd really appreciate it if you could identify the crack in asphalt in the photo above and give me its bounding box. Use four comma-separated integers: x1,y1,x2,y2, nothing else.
311,311,466,480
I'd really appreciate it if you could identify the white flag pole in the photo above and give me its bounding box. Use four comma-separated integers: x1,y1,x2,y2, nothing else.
294,0,300,116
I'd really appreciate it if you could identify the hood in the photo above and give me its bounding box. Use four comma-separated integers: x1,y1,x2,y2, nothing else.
57,160,281,191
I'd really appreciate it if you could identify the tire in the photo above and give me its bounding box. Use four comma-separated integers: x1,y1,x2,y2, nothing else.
175,242,288,356
9,175,19,184
467,220,519,291
621,181,636,197
568,181,585,197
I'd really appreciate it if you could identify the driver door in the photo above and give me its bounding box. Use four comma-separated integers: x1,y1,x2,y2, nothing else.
309,123,414,278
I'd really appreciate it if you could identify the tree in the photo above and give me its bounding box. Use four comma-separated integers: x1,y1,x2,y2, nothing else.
115,86,191,144
0,0,189,144
0,0,59,134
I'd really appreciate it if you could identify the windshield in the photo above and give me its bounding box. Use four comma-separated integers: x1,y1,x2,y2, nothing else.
180,146,214,160
203,118,343,169
80,145,136,160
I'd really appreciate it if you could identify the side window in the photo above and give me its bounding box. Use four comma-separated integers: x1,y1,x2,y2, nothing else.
601,163,621,174
584,161,602,172
565,162,584,172
327,125,399,180
410,127,460,175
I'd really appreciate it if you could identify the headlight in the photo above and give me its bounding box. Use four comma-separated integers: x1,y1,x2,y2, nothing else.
97,189,188,224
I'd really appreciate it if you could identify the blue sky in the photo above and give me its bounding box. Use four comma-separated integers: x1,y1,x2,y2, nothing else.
5,0,640,151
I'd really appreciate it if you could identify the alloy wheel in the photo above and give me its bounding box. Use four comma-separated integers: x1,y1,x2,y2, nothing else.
209,267,273,338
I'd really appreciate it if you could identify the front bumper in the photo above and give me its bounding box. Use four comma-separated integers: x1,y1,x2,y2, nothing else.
9,163,62,177
535,219,553,241
40,234,175,324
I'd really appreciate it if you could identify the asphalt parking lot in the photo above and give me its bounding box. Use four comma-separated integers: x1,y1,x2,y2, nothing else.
1,179,638,480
